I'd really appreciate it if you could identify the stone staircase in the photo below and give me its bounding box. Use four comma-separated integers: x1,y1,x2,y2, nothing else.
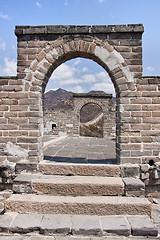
2,163,158,237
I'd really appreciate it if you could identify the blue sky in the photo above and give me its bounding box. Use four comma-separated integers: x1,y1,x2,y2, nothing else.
0,0,160,95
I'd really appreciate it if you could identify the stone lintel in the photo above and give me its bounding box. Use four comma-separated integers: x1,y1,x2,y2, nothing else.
15,24,144,36
73,93,112,99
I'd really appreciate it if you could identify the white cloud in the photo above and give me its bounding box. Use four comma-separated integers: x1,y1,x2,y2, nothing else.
91,82,115,95
146,66,154,72
67,85,84,93
0,12,10,20
72,58,81,66
51,63,77,81
49,60,115,95
0,41,6,51
12,45,16,51
64,0,68,5
98,0,106,3
36,2,42,7
0,58,17,76
82,67,89,72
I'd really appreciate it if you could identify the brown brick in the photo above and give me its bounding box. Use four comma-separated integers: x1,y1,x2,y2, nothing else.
69,41,76,51
132,46,142,52
131,111,151,117
114,46,131,52
123,104,141,111
19,124,39,130
131,124,151,131
63,43,70,53
9,92,28,99
143,118,160,124
142,92,160,97
28,55,37,60
152,112,160,117
9,79,23,85
8,118,28,125
9,131,28,137
131,137,152,143
0,137,16,143
0,106,9,111
29,131,40,137
122,143,141,151
10,105,28,111
142,105,160,111
152,124,160,130
130,98,151,104
131,150,152,157
141,130,160,136
18,48,39,55
5,112,18,118
17,137,38,143
0,119,7,124
29,143,39,150
37,50,46,61
3,86,22,92
152,98,160,104
137,85,157,91
17,60,32,67
19,112,41,117
88,43,96,54
18,42,28,48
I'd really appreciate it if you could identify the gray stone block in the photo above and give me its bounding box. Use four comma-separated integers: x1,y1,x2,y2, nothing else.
123,177,145,197
71,215,101,235
127,215,158,236
121,165,140,178
10,214,43,233
40,214,71,234
0,237,23,240
100,216,130,236
0,214,14,232
55,237,89,240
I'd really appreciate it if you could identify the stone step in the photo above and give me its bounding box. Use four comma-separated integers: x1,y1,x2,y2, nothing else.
38,162,121,177
13,173,124,196
0,213,158,237
5,194,151,216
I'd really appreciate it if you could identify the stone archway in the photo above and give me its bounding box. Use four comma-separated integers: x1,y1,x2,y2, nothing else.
8,24,144,164
73,92,114,138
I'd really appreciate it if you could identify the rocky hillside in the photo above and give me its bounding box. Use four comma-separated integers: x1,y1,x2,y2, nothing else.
44,88,73,109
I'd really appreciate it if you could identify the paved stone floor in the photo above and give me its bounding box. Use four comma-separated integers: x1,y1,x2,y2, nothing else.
43,136,117,164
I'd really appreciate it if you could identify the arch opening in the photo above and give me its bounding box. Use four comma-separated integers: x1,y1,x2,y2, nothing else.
43,57,117,164
80,103,104,138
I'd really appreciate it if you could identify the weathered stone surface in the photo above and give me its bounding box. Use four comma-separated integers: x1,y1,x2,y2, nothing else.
0,214,15,232
10,214,43,233
38,163,120,177
32,175,124,196
127,215,158,236
71,215,101,235
5,194,151,216
100,215,130,236
120,164,140,177
123,177,145,197
40,214,70,234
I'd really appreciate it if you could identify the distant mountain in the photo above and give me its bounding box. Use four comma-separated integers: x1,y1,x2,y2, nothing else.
44,88,115,110
44,88,73,109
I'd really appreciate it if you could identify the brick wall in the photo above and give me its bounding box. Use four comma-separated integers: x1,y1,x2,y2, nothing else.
0,24,159,165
